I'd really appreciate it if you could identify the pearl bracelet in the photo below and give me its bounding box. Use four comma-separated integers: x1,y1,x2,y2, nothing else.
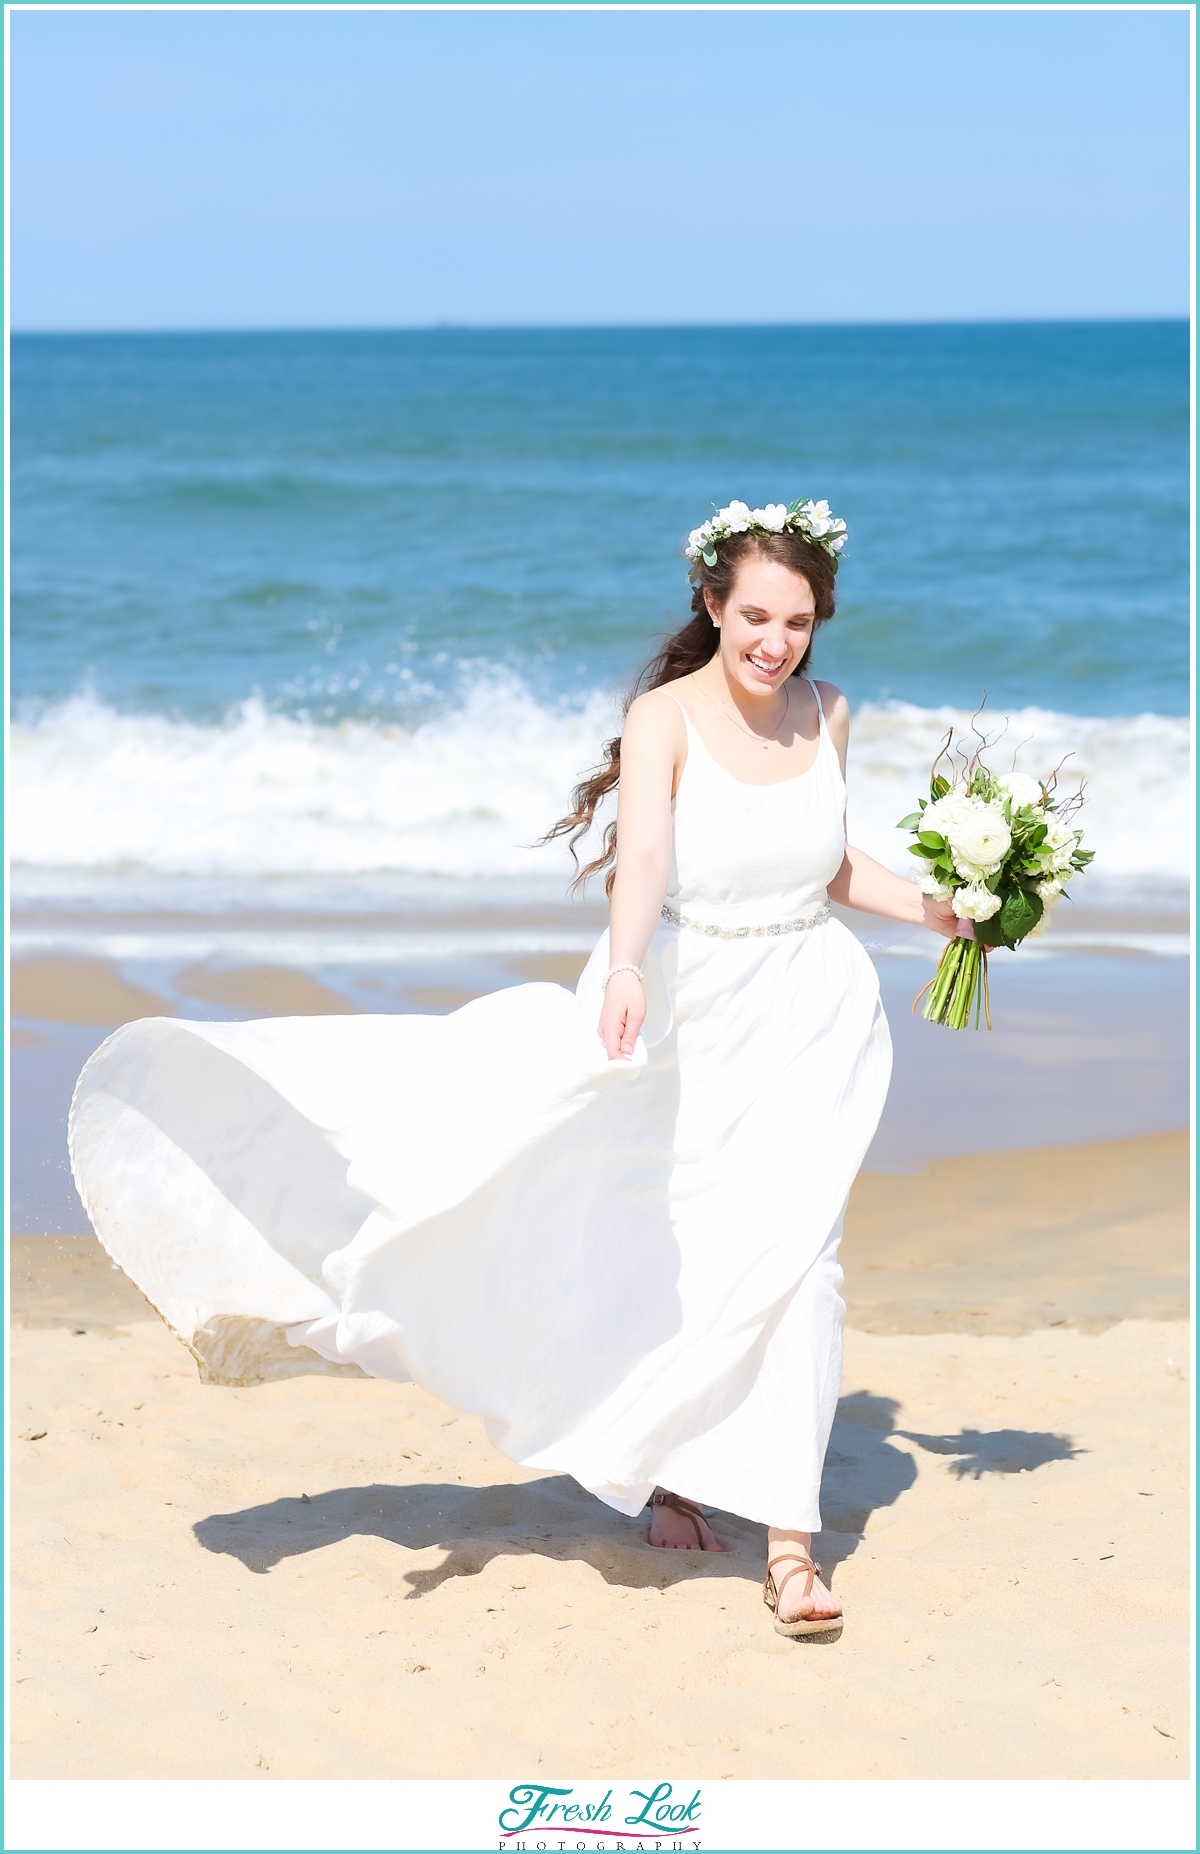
604,963,644,987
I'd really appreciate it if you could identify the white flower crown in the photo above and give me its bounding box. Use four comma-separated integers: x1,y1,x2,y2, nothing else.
684,497,848,580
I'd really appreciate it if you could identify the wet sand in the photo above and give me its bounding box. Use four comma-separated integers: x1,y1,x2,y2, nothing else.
843,1131,1189,1334
12,1131,1189,1342
10,957,175,1028
173,962,360,1016
8,917,1192,1236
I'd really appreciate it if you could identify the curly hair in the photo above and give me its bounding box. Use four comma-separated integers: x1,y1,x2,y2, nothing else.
541,530,838,896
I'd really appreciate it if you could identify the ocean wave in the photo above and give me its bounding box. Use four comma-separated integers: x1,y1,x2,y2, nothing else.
9,680,1192,906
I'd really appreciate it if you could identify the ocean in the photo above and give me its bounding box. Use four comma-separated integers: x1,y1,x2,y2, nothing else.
9,322,1191,1226
10,321,1191,920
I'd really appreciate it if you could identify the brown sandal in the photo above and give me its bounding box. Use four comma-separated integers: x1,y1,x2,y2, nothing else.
764,1553,843,1641
648,1489,721,1551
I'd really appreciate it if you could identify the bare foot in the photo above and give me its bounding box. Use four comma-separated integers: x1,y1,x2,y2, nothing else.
648,1489,724,1551
766,1527,841,1622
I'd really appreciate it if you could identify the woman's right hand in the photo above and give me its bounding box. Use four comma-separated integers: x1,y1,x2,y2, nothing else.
599,972,646,1060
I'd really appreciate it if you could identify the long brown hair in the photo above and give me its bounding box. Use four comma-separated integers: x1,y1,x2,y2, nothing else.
541,530,839,895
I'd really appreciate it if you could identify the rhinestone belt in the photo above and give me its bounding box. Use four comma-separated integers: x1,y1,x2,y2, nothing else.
660,900,831,940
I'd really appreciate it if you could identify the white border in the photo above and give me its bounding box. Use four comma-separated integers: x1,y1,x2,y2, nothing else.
4,1776,1198,1853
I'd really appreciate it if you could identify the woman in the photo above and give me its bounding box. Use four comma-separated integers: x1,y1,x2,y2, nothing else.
69,497,957,1646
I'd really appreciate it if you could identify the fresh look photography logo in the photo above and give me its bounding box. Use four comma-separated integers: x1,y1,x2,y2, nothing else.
498,1781,702,1848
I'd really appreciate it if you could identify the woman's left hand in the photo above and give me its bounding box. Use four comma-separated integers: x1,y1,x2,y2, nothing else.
921,895,961,940
599,970,647,1060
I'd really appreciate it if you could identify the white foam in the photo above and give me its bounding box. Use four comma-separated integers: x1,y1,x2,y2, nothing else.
844,699,1191,901
9,681,1192,909
9,676,614,894
8,927,598,966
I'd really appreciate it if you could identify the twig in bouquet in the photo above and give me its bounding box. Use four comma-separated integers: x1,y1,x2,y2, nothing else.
911,969,938,1016
980,949,992,1030
1007,731,1035,775
929,726,955,790
964,694,992,778
1058,777,1088,821
987,715,1011,757
1042,750,1075,801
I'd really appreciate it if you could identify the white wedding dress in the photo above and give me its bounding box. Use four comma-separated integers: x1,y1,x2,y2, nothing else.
69,682,891,1530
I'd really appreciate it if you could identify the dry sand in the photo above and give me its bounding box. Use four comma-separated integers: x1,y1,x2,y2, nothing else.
10,1134,1190,1782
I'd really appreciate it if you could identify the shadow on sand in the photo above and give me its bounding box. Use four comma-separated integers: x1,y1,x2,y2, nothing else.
193,1391,1080,1595
816,1390,1082,1575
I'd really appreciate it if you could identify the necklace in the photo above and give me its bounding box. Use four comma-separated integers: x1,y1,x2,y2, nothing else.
692,676,791,752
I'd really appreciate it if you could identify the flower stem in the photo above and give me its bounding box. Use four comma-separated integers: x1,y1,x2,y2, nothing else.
916,938,988,1030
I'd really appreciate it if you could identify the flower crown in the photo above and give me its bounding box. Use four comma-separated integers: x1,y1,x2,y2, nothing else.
685,497,847,581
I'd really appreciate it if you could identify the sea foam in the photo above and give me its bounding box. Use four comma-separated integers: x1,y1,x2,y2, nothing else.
9,678,1191,910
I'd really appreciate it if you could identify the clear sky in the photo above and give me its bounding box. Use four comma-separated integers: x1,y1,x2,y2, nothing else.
10,5,1192,330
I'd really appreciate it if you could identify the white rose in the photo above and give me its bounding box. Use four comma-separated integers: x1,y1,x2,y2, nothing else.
830,533,846,552
805,499,833,538
722,500,752,533
915,872,954,898
946,802,1012,879
952,883,1002,922
1036,878,1065,904
998,772,1043,810
758,503,788,532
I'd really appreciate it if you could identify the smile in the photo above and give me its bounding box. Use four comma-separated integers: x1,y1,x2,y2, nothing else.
747,653,786,675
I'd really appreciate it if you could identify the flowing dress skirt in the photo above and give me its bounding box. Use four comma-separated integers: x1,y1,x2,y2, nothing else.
69,914,890,1531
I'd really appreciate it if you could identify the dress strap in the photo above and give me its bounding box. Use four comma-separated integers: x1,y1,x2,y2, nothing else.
807,677,825,719
662,688,700,739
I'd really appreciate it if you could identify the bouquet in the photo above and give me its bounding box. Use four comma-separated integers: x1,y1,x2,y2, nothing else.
898,730,1094,1030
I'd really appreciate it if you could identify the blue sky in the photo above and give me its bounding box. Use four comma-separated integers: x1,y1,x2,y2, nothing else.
11,6,1191,330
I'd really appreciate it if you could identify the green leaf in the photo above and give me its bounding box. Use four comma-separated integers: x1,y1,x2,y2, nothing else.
896,812,923,832
971,913,1006,948
999,886,1043,946
931,775,950,800
908,843,934,858
917,830,946,851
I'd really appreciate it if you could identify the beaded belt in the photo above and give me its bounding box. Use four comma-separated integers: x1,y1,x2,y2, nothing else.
660,900,831,940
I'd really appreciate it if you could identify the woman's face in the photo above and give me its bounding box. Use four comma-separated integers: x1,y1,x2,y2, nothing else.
707,555,816,698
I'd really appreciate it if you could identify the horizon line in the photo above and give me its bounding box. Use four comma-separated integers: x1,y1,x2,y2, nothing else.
10,312,1191,339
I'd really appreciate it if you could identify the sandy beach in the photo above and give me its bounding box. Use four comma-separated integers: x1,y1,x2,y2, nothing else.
10,1130,1189,1782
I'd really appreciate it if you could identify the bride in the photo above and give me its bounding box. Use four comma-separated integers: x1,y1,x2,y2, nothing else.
69,497,958,1646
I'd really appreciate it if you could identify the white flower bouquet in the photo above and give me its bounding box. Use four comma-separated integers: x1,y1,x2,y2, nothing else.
899,740,1094,1030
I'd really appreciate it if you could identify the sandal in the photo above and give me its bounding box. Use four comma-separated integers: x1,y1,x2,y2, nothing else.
648,1488,722,1551
764,1553,843,1641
